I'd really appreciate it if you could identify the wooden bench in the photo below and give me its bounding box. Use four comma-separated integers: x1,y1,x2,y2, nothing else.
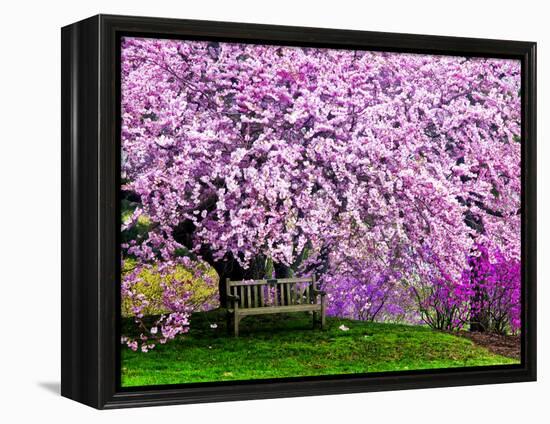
225,276,326,337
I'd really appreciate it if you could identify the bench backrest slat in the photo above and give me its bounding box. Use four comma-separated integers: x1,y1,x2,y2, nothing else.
289,283,294,306
259,284,265,307
228,277,312,287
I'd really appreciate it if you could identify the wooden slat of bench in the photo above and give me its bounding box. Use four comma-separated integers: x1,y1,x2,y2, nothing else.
240,285,245,308
228,277,313,287
252,285,257,307
285,283,290,306
259,284,265,307
235,303,321,316
229,285,236,303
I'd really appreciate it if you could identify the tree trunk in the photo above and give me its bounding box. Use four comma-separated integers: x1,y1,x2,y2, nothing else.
469,297,487,332
274,262,292,278
468,259,487,333
174,220,268,305
464,211,487,333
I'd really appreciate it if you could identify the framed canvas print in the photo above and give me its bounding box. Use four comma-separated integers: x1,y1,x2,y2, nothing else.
61,14,536,409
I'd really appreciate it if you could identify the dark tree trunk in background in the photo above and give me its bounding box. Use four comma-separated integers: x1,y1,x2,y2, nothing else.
174,221,326,305
174,221,268,305
469,285,486,332
274,262,291,279
196,248,268,306
463,209,487,333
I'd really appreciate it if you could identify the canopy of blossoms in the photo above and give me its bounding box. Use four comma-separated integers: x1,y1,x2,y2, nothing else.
120,36,521,350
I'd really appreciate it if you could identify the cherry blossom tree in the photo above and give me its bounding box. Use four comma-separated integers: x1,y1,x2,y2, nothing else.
120,37,521,349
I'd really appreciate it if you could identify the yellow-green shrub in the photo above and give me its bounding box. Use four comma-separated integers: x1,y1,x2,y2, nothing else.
121,258,219,317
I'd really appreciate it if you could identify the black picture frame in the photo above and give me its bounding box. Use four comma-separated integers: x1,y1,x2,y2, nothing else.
61,14,537,409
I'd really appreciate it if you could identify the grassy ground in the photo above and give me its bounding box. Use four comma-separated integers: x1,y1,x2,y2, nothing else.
121,310,519,387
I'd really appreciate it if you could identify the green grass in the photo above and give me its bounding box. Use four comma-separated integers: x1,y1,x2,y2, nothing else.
121,310,519,387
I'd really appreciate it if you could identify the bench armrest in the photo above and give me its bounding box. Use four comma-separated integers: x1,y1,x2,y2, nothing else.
312,289,326,297
227,294,240,301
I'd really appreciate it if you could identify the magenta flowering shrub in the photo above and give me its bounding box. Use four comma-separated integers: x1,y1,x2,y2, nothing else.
464,243,521,334
120,36,521,349
407,243,521,332
409,273,472,331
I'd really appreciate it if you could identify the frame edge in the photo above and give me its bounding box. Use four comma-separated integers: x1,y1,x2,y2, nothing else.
62,14,537,409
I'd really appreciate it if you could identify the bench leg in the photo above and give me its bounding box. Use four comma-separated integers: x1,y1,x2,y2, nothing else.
320,297,326,330
234,315,240,337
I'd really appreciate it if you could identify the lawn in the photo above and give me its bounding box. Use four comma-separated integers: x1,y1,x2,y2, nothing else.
121,310,519,387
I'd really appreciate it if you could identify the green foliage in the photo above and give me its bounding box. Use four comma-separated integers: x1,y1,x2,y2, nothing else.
121,199,152,244
121,311,518,386
121,259,219,317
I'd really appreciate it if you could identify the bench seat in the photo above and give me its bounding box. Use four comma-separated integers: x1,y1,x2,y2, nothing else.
228,303,321,316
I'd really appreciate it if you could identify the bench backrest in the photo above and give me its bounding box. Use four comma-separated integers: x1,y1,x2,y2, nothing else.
226,276,318,309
